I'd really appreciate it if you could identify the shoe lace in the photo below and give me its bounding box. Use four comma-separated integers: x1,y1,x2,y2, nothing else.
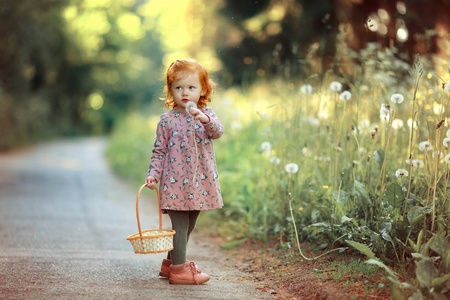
188,262,202,284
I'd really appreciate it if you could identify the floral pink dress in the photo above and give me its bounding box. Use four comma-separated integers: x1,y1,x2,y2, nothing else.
147,107,224,212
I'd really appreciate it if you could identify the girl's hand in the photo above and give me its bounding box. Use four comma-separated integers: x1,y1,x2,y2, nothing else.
145,176,157,190
188,108,209,124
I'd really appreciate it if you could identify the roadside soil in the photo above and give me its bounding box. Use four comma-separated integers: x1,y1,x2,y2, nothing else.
203,234,393,300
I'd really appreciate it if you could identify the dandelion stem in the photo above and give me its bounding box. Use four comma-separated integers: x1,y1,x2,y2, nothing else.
402,163,413,219
335,175,343,223
425,151,433,207
289,191,346,261
375,112,393,216
431,128,443,232
352,132,365,183
334,133,341,189
404,67,422,219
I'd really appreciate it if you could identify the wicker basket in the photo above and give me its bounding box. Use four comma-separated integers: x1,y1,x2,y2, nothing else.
126,184,175,254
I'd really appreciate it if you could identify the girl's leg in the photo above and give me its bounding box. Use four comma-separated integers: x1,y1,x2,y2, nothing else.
187,210,201,243
167,210,201,265
167,210,209,284
167,210,190,265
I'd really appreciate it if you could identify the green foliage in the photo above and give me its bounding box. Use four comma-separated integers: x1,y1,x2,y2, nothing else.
106,104,164,186
367,233,450,299
107,32,450,300
0,0,164,149
215,0,449,85
345,240,376,260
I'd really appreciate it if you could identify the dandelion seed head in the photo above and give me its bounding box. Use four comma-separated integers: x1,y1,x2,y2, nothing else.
433,103,445,115
407,118,418,129
392,118,404,130
444,82,450,93
447,129,450,138
270,156,280,165
360,119,370,128
419,141,433,151
412,159,424,168
330,81,342,92
390,93,404,104
185,101,197,114
339,91,352,101
307,117,320,127
445,154,450,164
300,84,313,95
302,147,310,156
261,142,271,152
359,85,369,92
380,103,390,121
443,137,450,148
285,163,299,174
395,169,408,178
318,111,328,120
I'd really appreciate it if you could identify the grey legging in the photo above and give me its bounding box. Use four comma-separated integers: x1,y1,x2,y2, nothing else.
166,210,201,265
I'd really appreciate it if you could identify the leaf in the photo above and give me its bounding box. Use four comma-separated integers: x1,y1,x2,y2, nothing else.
444,251,450,272
379,221,392,235
353,180,371,205
412,253,427,260
341,215,352,224
311,209,320,222
415,257,438,289
384,183,404,210
410,238,420,254
432,273,450,292
345,240,376,259
332,190,349,205
407,205,434,225
430,234,450,257
366,258,398,279
381,232,394,243
408,291,424,300
373,149,385,165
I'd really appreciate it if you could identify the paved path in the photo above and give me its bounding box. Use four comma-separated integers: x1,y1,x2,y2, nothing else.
0,137,269,300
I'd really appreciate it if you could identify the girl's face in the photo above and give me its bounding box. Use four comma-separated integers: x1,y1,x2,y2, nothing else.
170,72,204,109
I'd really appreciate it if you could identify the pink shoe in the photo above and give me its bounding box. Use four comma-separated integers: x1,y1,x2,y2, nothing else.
159,259,171,278
169,262,210,285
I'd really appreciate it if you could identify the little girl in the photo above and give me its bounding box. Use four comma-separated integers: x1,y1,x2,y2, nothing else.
145,58,224,285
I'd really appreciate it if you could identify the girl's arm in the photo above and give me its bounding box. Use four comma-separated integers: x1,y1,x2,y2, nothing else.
146,115,169,182
200,107,224,139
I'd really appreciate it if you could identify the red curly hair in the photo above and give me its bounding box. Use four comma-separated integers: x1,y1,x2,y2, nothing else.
164,58,216,109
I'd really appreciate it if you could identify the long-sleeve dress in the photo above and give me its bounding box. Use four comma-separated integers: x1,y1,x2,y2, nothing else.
147,107,224,212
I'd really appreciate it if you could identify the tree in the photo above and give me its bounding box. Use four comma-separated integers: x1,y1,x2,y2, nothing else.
0,0,164,148
214,0,450,85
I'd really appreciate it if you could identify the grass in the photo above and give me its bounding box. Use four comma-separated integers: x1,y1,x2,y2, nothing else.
107,42,450,298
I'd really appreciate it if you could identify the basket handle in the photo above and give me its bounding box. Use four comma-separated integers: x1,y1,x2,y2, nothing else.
136,184,162,239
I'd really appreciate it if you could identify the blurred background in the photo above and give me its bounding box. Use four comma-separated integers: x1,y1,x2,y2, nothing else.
3,2,450,288
1,0,449,149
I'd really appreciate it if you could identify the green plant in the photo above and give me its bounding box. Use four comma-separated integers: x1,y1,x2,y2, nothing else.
106,40,450,299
